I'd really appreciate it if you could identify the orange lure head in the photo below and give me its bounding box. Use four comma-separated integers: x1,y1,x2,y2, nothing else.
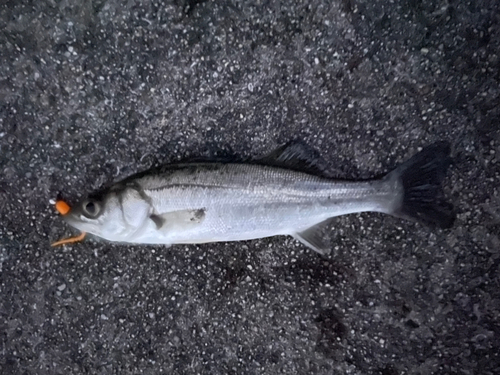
51,199,86,247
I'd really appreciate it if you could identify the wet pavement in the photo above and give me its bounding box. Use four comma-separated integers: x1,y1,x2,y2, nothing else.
1,1,499,374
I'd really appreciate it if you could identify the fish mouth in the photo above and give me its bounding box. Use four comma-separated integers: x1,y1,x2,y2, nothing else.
51,208,89,247
62,212,89,232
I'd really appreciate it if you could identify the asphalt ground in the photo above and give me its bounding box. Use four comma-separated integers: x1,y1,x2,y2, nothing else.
1,1,499,374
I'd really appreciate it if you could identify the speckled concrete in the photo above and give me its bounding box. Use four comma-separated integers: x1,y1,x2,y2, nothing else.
1,1,499,374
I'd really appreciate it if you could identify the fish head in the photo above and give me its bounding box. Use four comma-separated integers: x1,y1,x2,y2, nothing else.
63,186,151,242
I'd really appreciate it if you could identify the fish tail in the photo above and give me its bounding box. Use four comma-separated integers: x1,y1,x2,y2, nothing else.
387,142,455,228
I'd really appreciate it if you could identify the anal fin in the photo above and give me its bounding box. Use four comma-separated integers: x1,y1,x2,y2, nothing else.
293,219,332,255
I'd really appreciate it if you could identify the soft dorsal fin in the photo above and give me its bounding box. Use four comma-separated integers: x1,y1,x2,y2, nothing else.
292,219,333,255
258,141,329,176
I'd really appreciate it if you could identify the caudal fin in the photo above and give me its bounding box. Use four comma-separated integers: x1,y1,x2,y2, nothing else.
388,142,455,228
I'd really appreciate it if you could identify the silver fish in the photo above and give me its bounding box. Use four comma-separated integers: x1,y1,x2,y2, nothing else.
57,142,454,254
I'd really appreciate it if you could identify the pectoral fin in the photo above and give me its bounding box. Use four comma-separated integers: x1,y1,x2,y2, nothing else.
150,209,206,233
293,219,332,255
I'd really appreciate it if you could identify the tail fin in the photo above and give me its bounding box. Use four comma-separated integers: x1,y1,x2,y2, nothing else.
388,142,455,228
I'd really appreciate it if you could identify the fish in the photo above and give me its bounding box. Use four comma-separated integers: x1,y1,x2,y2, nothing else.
53,141,455,254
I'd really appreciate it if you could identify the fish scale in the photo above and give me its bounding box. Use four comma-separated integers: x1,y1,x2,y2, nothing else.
55,142,455,254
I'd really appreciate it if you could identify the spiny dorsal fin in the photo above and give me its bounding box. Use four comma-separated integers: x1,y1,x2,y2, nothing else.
258,141,328,176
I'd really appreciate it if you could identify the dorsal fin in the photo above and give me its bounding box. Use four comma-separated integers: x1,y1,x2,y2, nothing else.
258,141,328,176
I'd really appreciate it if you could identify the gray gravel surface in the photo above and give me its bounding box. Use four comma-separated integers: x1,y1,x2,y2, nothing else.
1,0,499,374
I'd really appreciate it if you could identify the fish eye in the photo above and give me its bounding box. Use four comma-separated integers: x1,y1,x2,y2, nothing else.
82,200,100,218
